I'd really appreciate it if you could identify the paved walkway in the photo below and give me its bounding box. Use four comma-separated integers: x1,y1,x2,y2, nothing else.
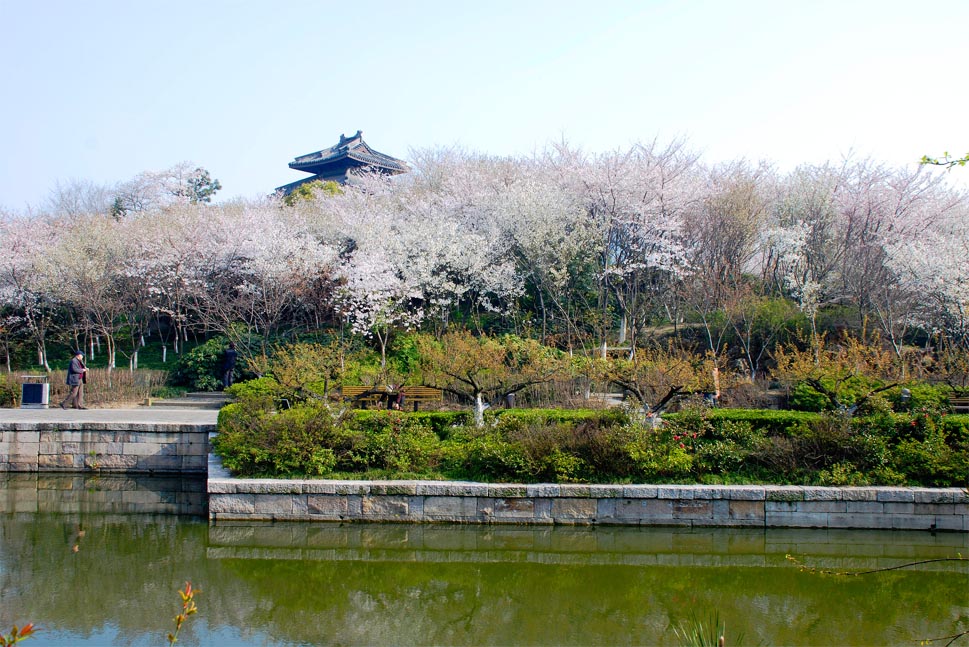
0,407,219,425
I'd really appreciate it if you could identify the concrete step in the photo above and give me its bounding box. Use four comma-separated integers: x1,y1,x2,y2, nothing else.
145,392,230,410
147,399,226,410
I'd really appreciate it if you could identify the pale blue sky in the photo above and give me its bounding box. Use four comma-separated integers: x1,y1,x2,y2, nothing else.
1,0,965,210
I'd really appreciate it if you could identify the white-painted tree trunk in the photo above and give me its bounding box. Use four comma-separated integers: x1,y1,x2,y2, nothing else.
474,392,486,428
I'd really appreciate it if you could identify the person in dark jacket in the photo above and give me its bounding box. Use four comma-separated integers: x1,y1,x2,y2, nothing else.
60,350,88,409
222,342,238,389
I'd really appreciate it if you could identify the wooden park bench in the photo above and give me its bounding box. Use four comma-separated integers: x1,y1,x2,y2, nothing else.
341,385,391,408
399,386,444,411
341,385,443,411
950,396,969,414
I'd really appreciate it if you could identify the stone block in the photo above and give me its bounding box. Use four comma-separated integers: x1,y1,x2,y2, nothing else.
766,511,828,528
36,454,75,469
253,494,297,515
932,515,968,532
765,501,797,513
691,486,724,500
798,500,846,513
302,481,340,494
827,513,892,529
552,498,597,520
915,489,969,504
876,488,915,503
846,501,885,514
882,502,915,515
138,455,182,471
416,482,487,496
841,488,877,502
609,498,672,522
802,487,839,501
673,500,712,519
333,482,369,496
588,485,624,498
209,494,255,514
766,487,803,502
370,482,417,496
526,484,560,497
180,455,207,471
488,485,526,498
656,485,692,500
622,485,658,499
493,497,536,518
122,442,161,456
361,495,410,516
247,481,303,495
721,486,765,501
424,496,478,517
728,499,765,521
93,455,139,470
890,514,935,531
558,484,592,498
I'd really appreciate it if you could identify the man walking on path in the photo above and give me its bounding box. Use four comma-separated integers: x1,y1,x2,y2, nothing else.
60,350,88,409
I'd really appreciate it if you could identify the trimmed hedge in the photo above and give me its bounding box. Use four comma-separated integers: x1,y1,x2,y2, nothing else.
213,403,969,486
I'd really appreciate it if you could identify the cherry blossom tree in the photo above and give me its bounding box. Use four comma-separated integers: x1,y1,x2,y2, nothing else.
0,216,61,369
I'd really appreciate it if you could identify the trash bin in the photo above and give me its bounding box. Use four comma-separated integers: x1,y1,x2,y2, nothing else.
20,375,50,409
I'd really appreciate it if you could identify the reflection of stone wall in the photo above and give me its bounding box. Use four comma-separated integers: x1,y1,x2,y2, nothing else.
0,473,207,516
0,424,209,473
209,472,969,531
206,522,968,572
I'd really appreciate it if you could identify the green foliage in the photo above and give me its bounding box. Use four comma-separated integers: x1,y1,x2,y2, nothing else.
626,426,695,480
350,413,440,473
671,610,743,647
282,179,342,206
170,336,230,391
921,151,969,169
225,377,280,400
214,382,969,485
149,385,188,400
214,402,355,477
0,374,18,407
788,381,829,412
886,382,952,412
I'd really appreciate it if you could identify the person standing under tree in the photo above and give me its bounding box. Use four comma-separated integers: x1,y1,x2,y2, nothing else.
222,342,238,389
60,350,88,409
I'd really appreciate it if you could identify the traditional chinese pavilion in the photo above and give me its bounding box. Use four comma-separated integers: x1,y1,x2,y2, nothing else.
275,130,408,195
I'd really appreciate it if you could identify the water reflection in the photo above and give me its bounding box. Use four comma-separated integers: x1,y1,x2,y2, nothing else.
0,475,966,646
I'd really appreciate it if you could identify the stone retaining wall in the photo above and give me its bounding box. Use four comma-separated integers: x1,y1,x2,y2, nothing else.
208,469,969,531
0,424,210,473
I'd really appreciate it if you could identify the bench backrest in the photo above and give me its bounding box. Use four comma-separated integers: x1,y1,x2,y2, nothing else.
400,386,443,400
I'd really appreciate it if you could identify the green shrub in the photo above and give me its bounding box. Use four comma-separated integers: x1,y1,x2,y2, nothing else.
887,383,952,413
214,402,357,477
149,385,188,399
226,376,280,400
625,424,695,480
441,431,536,481
170,336,230,391
817,462,869,486
351,412,440,473
0,374,18,407
788,381,829,412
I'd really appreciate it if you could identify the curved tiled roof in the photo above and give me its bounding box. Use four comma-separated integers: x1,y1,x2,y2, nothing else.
288,130,408,174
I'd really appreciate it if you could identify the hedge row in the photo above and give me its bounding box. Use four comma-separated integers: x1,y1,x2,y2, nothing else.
214,403,969,487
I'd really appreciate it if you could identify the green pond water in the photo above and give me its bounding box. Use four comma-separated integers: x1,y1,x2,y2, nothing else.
0,474,966,646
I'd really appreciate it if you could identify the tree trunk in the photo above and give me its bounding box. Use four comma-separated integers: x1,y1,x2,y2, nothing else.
473,392,487,428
